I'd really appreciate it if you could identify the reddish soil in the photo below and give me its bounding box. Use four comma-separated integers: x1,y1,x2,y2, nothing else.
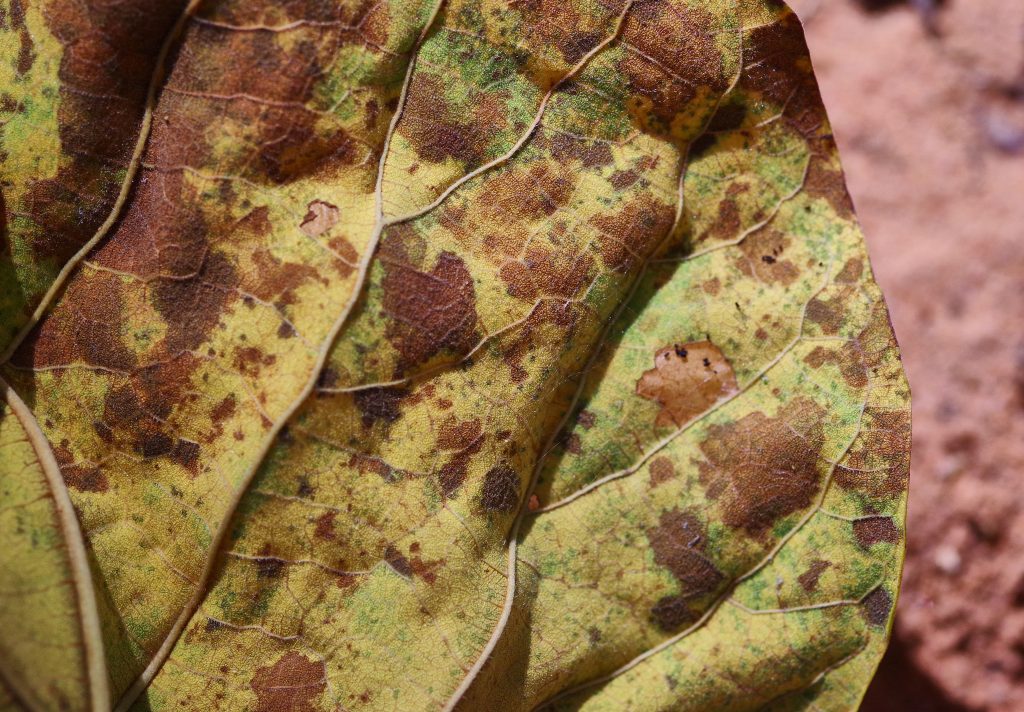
789,0,1024,709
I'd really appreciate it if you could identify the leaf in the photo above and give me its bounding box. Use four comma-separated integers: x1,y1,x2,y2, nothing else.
0,1,909,711
0,377,107,711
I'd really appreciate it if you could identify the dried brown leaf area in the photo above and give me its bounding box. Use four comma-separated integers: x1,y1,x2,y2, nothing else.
636,341,740,428
0,1,908,711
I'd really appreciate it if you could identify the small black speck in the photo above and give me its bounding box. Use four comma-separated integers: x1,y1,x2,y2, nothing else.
674,345,688,358
702,358,711,367
762,255,776,264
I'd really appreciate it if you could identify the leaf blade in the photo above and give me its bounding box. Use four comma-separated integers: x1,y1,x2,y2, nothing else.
0,376,108,712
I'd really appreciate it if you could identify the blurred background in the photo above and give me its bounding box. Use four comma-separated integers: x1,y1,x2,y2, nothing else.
787,0,1024,709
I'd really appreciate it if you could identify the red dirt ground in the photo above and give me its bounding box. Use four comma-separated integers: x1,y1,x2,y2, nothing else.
789,0,1024,709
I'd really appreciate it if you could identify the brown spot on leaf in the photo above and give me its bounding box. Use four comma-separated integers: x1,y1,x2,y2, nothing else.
384,544,412,577
353,387,406,428
805,293,847,336
486,163,576,221
300,200,340,237
854,516,900,548
743,13,823,134
20,2,185,268
251,652,326,712
701,198,741,244
590,196,674,272
481,464,520,512
649,457,676,487
698,398,827,536
436,417,485,498
155,249,239,354
621,2,725,133
804,344,868,389
381,249,478,374
636,341,739,428
437,417,483,451
20,271,137,371
54,447,108,493
836,257,864,284
647,509,724,630
835,406,911,499
499,246,593,302
400,75,489,165
805,136,856,219
314,511,336,541
610,169,640,189
798,559,832,592
862,587,894,627
736,229,800,285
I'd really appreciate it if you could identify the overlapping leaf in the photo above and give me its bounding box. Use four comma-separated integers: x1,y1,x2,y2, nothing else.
0,1,909,710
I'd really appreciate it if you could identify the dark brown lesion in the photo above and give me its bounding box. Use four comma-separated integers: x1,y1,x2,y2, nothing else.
436,416,485,498
861,586,894,627
798,559,832,592
250,651,326,712
646,508,725,630
620,1,727,136
380,241,480,377
481,463,520,512
697,398,827,537
853,516,900,548
589,195,674,273
17,1,190,271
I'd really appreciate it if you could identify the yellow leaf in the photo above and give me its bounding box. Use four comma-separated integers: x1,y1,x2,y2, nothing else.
0,1,909,710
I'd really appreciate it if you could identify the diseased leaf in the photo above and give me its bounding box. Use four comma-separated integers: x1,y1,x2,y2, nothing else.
0,1,909,711
0,378,107,711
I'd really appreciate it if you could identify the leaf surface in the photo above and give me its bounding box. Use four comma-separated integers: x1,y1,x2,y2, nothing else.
0,1,909,710
0,377,107,711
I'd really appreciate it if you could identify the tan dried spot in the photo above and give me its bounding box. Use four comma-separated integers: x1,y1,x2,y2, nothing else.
697,398,827,536
251,651,326,712
300,200,340,237
647,509,724,630
636,341,738,428
736,229,800,285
